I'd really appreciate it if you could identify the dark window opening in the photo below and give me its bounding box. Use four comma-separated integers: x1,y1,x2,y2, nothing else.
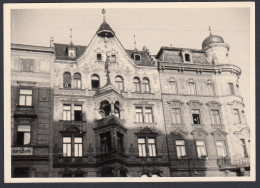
114,101,120,118
21,59,34,72
97,53,102,61
100,101,111,118
192,110,201,124
13,167,29,178
111,55,116,62
91,75,100,89
185,54,191,62
117,132,124,153
240,139,248,158
63,72,71,88
74,105,82,121
228,83,235,95
16,125,31,146
100,132,111,154
135,54,141,61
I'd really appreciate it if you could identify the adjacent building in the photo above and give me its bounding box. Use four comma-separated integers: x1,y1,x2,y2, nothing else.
10,11,250,177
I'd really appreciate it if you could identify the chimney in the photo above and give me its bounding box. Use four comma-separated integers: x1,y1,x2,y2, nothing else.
50,37,54,47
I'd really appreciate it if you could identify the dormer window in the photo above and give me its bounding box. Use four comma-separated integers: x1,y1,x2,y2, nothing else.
97,53,102,61
185,54,191,62
182,50,193,63
111,55,116,62
134,54,141,61
68,47,76,58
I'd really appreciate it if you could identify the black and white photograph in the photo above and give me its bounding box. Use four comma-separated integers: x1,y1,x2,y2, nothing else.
4,2,255,182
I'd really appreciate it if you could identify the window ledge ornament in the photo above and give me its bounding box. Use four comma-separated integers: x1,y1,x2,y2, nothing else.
187,100,203,108
167,99,184,107
191,128,209,136
227,100,245,108
171,128,189,136
211,129,228,136
206,101,222,107
233,127,250,135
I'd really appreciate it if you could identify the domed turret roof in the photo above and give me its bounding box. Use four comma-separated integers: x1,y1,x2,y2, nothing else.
202,27,224,49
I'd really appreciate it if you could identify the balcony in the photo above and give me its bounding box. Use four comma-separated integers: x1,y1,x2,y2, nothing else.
14,106,36,118
94,115,126,132
53,154,90,167
217,156,250,171
95,151,128,165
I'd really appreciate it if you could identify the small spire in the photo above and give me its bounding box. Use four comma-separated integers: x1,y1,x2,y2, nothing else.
102,8,106,22
134,35,137,51
209,26,212,35
70,28,73,45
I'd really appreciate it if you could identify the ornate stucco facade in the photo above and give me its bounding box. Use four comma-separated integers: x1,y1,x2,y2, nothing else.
10,13,250,178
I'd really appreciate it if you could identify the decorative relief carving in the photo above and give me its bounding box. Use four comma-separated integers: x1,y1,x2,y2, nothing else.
167,99,184,107
233,127,250,136
187,100,203,108
206,101,222,108
227,100,245,108
191,128,209,137
211,129,228,137
171,128,189,136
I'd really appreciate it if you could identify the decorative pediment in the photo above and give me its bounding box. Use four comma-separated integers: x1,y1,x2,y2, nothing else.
167,99,184,107
187,100,203,108
191,128,209,136
211,129,228,137
171,128,189,136
63,124,81,133
227,100,245,108
140,127,154,134
233,127,250,136
206,101,222,108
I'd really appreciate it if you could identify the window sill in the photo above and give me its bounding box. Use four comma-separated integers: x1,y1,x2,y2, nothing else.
60,88,85,91
191,124,205,126
16,105,33,108
134,122,157,125
131,92,155,95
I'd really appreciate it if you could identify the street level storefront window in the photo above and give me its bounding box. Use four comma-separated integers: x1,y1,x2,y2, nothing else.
138,137,156,157
19,89,32,106
176,140,186,158
196,140,207,158
16,125,31,145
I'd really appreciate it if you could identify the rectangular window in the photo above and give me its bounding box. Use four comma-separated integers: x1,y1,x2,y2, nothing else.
21,59,34,72
228,83,235,95
176,140,186,158
144,107,153,123
135,107,143,123
97,53,102,61
138,138,146,157
63,137,72,157
188,82,197,95
74,105,82,121
196,140,207,158
63,105,71,121
185,54,191,62
172,108,182,124
192,109,201,124
111,55,116,62
117,132,124,153
19,89,32,106
211,110,221,125
148,138,156,157
17,125,31,145
74,137,83,157
100,132,111,154
240,139,248,158
207,83,215,96
233,109,241,124
169,81,177,94
216,141,227,157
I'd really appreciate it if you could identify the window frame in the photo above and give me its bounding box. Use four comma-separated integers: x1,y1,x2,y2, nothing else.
216,140,227,158
169,81,178,94
91,74,100,89
191,109,202,125
62,136,83,157
115,76,124,91
143,77,151,93
175,139,187,158
20,58,34,72
18,88,33,107
16,125,31,146
137,137,157,157
207,83,215,96
195,140,208,159
135,106,154,124
73,73,82,89
133,77,141,93
97,53,102,61
228,83,235,95
188,82,197,95
63,72,72,88
172,108,182,125
210,110,221,125
233,109,241,124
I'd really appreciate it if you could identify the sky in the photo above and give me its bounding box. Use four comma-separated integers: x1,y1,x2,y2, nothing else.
10,5,252,124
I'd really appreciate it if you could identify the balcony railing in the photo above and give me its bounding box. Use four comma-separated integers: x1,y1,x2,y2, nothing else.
59,121,85,132
95,115,126,130
217,156,250,170
95,151,128,164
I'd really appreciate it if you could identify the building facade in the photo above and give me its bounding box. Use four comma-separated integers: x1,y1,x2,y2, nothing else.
10,12,250,178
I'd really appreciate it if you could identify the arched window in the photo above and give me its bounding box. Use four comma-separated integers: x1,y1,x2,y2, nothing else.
73,73,81,89
114,101,121,118
63,72,71,88
91,74,100,89
143,77,150,93
133,77,141,92
99,100,111,118
115,76,124,91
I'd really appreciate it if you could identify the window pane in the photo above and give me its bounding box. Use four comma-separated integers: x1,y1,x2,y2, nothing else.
63,137,71,143
63,105,71,110
74,105,82,111
25,96,32,106
138,138,145,144
74,137,82,143
23,133,30,145
176,140,185,145
148,138,155,144
20,89,32,95
18,125,31,132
